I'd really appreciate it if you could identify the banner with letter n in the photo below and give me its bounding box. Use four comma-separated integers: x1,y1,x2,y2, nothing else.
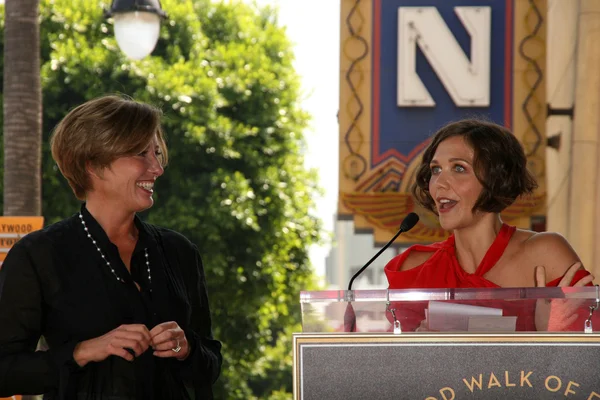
338,0,547,244
0,216,44,268
294,333,600,400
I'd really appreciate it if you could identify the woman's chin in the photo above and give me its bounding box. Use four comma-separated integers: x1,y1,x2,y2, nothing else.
132,198,154,213
438,216,459,231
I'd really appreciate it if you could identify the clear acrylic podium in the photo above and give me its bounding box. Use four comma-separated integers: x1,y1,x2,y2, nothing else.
294,287,600,400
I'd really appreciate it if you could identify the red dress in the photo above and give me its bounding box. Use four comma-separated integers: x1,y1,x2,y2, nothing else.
384,224,592,331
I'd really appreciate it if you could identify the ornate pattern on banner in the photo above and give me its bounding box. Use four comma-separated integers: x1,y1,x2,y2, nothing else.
337,0,547,244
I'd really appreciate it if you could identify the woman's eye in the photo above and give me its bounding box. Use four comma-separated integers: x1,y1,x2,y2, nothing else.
430,166,441,174
454,165,466,173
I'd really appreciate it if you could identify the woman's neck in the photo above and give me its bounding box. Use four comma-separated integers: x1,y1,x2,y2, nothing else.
85,198,137,243
453,214,503,273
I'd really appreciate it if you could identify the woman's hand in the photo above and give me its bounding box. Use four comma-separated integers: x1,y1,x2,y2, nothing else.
535,262,594,331
73,324,152,367
415,319,438,332
414,319,428,332
150,321,190,360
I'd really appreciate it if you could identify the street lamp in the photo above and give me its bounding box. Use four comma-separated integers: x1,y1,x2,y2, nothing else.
105,0,167,60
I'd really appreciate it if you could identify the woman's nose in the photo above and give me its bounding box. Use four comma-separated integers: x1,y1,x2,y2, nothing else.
149,154,164,177
433,170,449,189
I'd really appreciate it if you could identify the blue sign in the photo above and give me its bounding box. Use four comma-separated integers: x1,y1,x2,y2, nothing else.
371,0,512,167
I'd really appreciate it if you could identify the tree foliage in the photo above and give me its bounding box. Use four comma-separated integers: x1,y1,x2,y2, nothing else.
0,1,323,398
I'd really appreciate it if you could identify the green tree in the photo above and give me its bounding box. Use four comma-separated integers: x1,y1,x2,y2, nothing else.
0,0,323,398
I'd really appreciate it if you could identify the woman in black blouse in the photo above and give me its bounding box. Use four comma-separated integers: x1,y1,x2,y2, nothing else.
0,95,222,399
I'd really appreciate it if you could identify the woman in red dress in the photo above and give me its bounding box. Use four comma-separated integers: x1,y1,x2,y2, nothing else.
384,119,594,331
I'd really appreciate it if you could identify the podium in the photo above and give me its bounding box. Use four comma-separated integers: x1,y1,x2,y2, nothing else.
294,287,600,399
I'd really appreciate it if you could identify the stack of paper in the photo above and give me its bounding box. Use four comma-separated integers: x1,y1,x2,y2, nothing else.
426,301,517,332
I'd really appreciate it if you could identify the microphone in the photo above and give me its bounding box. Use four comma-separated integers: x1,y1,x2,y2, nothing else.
344,212,419,332
347,212,420,291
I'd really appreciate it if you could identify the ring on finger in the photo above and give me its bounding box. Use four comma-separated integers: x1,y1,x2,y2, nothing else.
171,338,182,353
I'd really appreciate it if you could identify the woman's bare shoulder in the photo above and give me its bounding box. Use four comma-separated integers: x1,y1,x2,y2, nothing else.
522,230,575,255
400,247,436,272
509,227,537,244
519,230,580,280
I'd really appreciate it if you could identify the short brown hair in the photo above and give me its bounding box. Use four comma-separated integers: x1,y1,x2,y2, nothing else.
413,119,537,214
50,94,168,200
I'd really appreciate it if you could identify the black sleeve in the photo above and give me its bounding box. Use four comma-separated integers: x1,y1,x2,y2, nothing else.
178,245,222,393
0,238,79,397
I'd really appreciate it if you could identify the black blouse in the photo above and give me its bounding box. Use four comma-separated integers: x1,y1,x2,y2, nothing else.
0,206,222,399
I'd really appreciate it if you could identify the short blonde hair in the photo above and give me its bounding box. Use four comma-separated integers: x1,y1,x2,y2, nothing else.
50,95,168,200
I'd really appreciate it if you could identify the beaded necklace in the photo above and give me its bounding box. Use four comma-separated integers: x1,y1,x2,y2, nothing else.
79,212,152,290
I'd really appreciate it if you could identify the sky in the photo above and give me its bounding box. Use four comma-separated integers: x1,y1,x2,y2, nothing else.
251,0,341,278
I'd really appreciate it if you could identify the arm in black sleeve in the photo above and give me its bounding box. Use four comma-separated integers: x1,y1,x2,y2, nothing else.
0,238,78,396
181,246,222,385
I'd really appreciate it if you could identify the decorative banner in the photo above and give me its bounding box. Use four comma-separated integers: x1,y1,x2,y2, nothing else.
338,0,547,244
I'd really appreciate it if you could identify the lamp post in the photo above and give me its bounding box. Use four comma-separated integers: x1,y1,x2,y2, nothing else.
105,0,167,60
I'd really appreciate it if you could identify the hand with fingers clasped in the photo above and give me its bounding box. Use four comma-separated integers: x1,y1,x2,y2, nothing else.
535,262,595,332
73,324,152,367
150,321,190,361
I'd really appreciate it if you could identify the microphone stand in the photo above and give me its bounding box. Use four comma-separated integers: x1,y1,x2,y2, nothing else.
343,212,419,332
344,228,405,333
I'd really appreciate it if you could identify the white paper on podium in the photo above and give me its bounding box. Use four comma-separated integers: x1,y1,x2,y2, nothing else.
427,301,515,332
467,316,517,332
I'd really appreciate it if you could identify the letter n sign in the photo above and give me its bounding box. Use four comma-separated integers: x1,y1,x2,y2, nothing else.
372,0,511,166
397,6,491,107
